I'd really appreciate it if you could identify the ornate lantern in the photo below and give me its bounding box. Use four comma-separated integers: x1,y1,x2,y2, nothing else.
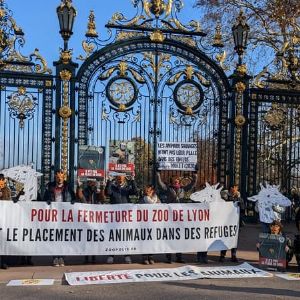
232,11,249,63
56,0,77,50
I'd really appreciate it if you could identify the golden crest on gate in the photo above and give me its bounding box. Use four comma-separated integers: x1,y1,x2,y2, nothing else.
144,0,173,18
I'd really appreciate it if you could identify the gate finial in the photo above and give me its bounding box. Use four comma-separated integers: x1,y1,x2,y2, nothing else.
0,0,51,74
86,10,98,38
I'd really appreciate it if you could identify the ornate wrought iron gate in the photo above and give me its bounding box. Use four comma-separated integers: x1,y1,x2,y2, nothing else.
243,88,300,197
0,0,54,188
2,0,299,203
75,1,231,189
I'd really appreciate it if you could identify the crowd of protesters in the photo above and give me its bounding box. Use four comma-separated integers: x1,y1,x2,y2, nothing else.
1,168,300,272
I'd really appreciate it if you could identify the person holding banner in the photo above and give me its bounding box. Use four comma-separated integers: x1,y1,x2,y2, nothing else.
0,174,12,269
157,169,197,264
76,178,105,205
256,220,293,268
43,170,76,267
105,175,137,264
0,173,11,200
77,177,105,264
0,174,30,266
139,185,161,265
219,186,240,263
44,170,76,205
105,175,137,204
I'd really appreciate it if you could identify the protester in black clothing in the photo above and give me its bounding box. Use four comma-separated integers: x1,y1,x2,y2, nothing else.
105,175,137,264
105,175,137,204
157,168,197,264
77,178,105,204
43,170,76,267
43,170,76,205
77,177,105,264
219,186,240,263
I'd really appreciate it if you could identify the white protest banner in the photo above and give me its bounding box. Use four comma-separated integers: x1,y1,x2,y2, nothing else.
7,279,55,286
0,202,238,256
65,263,272,286
189,262,272,279
157,142,197,171
2,165,43,202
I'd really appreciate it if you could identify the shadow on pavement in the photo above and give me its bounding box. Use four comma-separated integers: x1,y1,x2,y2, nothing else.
164,281,300,298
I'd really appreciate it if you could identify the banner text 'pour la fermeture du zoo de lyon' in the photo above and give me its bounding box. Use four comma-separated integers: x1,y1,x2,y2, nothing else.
0,202,239,255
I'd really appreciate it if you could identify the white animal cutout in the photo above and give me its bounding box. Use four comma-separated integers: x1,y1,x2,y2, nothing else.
190,182,224,203
1,165,43,202
248,183,291,224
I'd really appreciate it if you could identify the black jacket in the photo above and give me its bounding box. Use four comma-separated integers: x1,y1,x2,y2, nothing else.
105,180,137,204
156,173,197,203
43,181,76,204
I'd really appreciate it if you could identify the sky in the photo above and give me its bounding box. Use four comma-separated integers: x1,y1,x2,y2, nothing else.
7,0,199,70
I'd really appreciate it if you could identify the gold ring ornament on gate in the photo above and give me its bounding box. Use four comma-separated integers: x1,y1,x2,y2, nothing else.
59,106,72,118
263,104,286,130
236,64,247,77
235,114,246,126
235,82,246,93
106,76,138,110
174,80,204,113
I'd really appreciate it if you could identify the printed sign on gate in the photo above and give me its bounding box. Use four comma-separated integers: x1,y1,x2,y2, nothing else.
78,145,105,178
157,142,197,171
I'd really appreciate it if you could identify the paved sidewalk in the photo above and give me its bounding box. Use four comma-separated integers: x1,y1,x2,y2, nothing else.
0,222,299,284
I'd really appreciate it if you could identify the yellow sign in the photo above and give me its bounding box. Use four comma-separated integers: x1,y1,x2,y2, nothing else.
287,274,300,279
21,279,42,285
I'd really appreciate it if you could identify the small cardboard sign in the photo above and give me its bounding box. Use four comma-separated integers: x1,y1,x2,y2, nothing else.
258,233,287,270
78,145,105,178
276,273,300,280
7,279,55,286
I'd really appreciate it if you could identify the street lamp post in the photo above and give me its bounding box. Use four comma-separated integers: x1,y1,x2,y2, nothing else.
55,0,77,180
232,11,250,65
56,0,77,51
230,10,250,208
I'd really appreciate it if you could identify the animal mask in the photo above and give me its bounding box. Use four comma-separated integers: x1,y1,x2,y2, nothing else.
0,178,6,190
248,182,291,223
190,182,224,203
55,171,66,184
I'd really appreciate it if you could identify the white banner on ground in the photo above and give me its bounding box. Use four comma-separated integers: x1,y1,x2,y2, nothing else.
65,263,272,286
0,202,238,255
7,279,55,286
157,142,197,170
275,273,300,281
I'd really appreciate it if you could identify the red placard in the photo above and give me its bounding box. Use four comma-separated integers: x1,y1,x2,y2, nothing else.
108,163,135,174
77,169,105,178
